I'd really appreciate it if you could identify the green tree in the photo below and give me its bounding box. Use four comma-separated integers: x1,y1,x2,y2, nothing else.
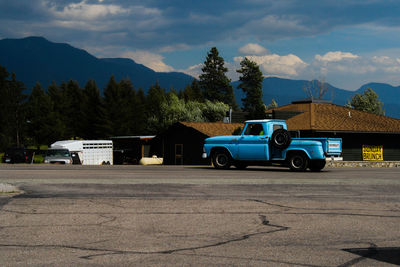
266,99,278,110
149,94,229,132
183,79,203,102
0,65,10,149
346,88,385,115
47,81,67,139
145,82,167,133
26,83,63,148
237,57,265,119
81,80,109,139
62,80,84,139
0,72,27,148
103,76,136,136
201,100,229,122
199,47,237,109
131,88,147,135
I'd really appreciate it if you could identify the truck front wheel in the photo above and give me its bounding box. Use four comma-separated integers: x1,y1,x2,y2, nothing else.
212,150,232,169
288,153,309,171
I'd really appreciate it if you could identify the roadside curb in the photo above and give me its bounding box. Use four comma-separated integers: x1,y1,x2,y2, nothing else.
327,161,400,168
0,183,21,193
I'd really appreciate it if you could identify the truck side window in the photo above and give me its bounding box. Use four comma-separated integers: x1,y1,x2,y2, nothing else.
244,123,264,135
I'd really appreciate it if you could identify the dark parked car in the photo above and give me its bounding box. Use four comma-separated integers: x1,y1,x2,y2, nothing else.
2,147,33,163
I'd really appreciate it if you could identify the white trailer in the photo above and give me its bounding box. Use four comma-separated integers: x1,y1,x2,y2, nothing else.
50,140,113,165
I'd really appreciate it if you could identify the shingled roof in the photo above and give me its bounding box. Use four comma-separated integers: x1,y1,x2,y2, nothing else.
268,102,400,133
179,121,244,137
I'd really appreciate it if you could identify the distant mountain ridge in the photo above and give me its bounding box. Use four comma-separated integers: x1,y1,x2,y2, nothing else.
0,36,194,91
1,36,400,118
234,77,400,119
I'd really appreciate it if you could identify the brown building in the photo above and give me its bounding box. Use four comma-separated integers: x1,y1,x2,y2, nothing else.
268,100,400,161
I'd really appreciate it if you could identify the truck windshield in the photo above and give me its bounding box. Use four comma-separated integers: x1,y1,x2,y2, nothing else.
46,149,70,157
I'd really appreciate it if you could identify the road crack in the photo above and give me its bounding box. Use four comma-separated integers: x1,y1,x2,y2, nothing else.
0,214,289,260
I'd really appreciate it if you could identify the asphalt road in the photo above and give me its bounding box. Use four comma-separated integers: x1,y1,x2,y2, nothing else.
0,164,400,266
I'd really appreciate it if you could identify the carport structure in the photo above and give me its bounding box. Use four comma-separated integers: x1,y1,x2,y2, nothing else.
153,122,243,165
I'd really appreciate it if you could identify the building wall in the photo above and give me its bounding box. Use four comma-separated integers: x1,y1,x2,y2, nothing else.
299,131,400,161
157,124,210,165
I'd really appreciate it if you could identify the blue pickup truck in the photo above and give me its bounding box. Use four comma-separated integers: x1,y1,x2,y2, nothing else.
202,119,342,171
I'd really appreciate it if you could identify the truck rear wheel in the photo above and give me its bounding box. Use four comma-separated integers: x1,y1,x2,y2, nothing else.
212,150,232,169
288,153,309,171
309,159,326,172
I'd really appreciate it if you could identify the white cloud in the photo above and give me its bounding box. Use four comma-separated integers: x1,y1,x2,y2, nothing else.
238,43,268,55
121,51,175,72
372,56,396,65
49,0,130,21
180,64,203,78
234,54,308,77
315,51,359,62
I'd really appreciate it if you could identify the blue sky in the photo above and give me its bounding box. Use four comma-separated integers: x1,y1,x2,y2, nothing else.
1,0,400,90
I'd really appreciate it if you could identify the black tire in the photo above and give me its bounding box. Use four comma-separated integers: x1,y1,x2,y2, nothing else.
288,153,309,171
234,162,248,170
309,159,326,172
271,129,291,149
212,150,232,169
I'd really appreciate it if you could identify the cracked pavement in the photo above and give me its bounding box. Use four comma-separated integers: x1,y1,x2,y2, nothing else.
0,165,400,266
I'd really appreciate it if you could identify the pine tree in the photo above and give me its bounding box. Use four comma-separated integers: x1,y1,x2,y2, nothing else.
199,47,237,110
0,65,10,149
132,88,147,135
47,81,67,139
0,72,27,147
62,80,84,139
104,76,136,136
81,80,108,139
183,79,203,102
237,57,265,119
145,82,167,133
27,83,63,148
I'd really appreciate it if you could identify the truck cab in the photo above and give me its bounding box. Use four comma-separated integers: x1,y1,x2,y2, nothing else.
203,119,342,171
44,147,73,164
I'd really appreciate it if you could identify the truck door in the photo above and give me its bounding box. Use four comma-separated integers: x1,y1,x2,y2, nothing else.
237,123,268,160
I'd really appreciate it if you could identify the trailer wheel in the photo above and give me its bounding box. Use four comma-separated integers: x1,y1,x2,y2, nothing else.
271,129,291,149
309,159,326,172
288,152,308,171
212,150,232,169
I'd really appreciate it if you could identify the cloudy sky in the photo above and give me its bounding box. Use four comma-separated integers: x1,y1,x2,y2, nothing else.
1,0,400,90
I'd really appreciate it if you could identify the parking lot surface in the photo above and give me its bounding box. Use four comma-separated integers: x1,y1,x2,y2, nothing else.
0,165,399,266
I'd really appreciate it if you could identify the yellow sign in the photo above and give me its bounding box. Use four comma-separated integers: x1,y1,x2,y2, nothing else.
362,145,383,161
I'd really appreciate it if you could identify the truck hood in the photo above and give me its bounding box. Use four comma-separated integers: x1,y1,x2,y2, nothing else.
205,135,238,143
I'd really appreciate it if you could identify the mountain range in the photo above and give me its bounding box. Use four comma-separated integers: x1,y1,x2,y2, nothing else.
233,78,400,119
0,36,194,91
1,36,400,118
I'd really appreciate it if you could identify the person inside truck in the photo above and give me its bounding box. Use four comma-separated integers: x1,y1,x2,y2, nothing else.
245,123,264,135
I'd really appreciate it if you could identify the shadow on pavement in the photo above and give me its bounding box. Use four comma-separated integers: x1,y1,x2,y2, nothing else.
342,247,400,266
